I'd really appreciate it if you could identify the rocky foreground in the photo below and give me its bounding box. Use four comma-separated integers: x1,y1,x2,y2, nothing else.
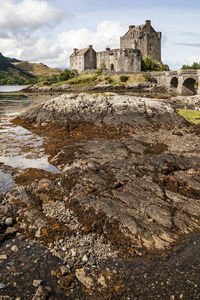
0,93,200,299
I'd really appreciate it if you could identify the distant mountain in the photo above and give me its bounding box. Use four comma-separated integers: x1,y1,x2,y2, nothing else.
0,51,62,85
0,52,13,71
7,57,22,63
13,61,61,77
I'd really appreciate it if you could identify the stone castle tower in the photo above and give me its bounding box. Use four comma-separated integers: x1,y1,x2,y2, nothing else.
120,20,161,62
70,20,162,72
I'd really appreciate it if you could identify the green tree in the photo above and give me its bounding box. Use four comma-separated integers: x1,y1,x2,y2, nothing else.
141,56,167,72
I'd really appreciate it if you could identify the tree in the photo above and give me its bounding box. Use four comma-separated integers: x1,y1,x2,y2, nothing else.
141,56,167,72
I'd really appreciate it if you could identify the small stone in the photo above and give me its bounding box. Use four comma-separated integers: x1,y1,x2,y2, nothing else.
5,227,17,235
33,280,43,287
67,260,75,268
75,269,94,289
0,254,7,260
35,228,41,238
82,254,88,263
60,266,68,276
11,245,18,252
5,218,13,226
71,249,77,258
32,286,49,300
88,256,95,266
0,283,6,289
97,275,108,288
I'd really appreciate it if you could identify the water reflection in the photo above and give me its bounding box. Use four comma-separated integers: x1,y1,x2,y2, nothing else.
0,92,61,194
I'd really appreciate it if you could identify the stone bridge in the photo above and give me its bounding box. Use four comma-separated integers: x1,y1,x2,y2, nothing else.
151,70,200,95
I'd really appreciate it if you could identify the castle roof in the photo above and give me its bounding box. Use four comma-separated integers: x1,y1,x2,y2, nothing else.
70,47,89,57
123,24,146,37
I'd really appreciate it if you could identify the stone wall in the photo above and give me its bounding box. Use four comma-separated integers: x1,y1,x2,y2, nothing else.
70,54,85,73
97,49,141,72
120,20,161,62
84,47,97,70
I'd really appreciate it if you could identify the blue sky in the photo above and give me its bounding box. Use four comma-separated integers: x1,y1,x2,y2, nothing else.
1,0,200,69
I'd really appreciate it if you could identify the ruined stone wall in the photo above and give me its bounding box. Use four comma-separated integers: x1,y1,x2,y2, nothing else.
97,49,141,72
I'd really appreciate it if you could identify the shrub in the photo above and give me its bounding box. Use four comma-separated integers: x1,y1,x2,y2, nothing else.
59,69,79,81
142,56,167,72
107,78,113,84
120,75,129,82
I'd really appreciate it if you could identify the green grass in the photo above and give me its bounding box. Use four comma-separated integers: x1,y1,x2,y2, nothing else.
67,74,98,85
178,109,200,124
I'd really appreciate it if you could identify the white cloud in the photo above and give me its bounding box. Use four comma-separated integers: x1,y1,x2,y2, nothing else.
0,19,127,68
0,0,65,35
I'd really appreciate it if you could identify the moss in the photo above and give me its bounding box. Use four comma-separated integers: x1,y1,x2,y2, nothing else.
178,109,200,124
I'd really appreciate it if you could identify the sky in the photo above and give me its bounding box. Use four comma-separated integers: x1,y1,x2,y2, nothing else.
1,0,200,70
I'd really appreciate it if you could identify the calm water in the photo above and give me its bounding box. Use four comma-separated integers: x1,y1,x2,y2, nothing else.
0,85,27,92
0,89,61,194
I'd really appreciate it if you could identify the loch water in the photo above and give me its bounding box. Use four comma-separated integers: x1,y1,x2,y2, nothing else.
0,87,60,194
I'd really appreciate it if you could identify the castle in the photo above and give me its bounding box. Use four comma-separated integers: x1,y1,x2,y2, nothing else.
70,20,161,73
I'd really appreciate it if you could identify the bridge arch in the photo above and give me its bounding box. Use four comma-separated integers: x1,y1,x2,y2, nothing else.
182,77,198,95
170,77,178,88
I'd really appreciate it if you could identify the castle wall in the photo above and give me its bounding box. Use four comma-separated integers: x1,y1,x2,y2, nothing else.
97,49,141,72
84,48,97,70
120,21,161,62
70,55,85,73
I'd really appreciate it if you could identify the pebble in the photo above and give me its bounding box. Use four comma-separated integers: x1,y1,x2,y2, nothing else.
5,227,17,235
0,283,6,289
5,218,13,226
33,280,43,287
82,254,88,263
0,254,7,260
11,245,18,253
60,266,68,275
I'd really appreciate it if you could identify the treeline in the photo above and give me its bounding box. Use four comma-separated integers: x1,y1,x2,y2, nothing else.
181,62,200,70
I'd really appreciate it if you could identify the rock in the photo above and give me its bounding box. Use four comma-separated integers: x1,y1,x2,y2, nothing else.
60,266,69,276
0,254,7,260
82,254,88,263
4,217,13,226
5,227,17,235
17,93,185,129
32,286,49,300
97,275,108,288
33,280,43,287
71,249,77,258
11,245,18,252
75,269,94,289
0,283,6,289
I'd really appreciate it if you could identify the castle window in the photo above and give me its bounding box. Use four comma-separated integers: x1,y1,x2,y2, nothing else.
150,44,152,50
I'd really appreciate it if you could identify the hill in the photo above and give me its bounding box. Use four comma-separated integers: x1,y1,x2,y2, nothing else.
0,52,36,85
13,61,61,77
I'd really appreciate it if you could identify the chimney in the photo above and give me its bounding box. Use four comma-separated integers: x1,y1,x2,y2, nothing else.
89,45,93,49
129,25,135,30
74,48,78,55
145,20,151,30
157,32,162,39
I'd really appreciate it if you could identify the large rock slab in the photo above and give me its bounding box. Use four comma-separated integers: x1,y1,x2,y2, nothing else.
16,93,187,129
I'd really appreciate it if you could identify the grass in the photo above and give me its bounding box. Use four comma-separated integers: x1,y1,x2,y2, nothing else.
39,72,147,88
178,109,200,124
